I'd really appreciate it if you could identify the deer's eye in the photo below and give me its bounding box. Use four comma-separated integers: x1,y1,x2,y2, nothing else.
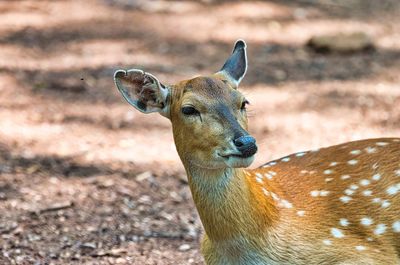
241,100,249,111
181,106,199,116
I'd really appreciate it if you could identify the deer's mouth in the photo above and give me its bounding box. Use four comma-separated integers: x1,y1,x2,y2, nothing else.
219,153,255,168
222,153,250,159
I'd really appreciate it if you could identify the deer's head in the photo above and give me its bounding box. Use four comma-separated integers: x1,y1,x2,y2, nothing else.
114,40,257,169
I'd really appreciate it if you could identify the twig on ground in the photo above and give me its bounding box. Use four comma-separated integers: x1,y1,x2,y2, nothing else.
30,201,74,215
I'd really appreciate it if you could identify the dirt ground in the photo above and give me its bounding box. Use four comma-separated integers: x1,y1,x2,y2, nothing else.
0,0,399,264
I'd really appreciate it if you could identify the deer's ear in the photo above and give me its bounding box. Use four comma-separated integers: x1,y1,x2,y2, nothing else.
114,69,170,117
218,40,248,88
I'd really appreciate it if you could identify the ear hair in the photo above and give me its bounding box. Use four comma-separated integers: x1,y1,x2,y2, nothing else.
219,39,248,88
114,69,170,117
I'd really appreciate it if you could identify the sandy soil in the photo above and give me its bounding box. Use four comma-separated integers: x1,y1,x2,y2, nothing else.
0,0,399,264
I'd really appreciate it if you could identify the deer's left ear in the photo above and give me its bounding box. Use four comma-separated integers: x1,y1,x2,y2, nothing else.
114,69,170,118
218,39,248,88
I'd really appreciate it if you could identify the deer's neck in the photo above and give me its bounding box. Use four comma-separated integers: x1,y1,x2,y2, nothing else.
185,165,278,242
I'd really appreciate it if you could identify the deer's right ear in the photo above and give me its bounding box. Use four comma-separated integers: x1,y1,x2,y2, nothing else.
114,69,170,118
218,40,248,89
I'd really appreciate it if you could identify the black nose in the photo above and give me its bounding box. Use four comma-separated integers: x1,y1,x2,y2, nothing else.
233,135,258,158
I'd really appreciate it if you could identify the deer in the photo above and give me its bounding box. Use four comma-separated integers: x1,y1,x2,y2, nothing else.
114,40,400,265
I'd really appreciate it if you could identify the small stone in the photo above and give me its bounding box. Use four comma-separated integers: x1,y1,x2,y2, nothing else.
178,244,191,252
97,179,114,188
136,171,152,182
110,248,127,257
115,257,126,264
80,242,96,249
307,32,374,54
169,191,182,203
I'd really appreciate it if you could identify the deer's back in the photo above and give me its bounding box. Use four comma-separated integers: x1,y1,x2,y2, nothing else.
253,138,400,262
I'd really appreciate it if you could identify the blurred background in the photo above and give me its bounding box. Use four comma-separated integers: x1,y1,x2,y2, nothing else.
0,0,399,264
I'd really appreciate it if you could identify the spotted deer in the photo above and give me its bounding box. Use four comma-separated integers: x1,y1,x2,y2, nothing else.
114,40,400,265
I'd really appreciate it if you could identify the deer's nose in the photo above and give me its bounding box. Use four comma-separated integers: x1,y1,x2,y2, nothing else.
233,135,258,158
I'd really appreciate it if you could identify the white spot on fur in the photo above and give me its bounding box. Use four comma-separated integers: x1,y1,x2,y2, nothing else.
372,198,381,203
386,185,399,195
344,189,354,196
255,173,263,184
374,224,387,235
331,228,344,238
279,200,293,209
381,200,391,208
367,237,373,241
271,192,280,201
360,179,370,186
264,172,274,180
365,147,377,153
296,152,306,157
376,142,389,146
348,160,358,165
297,210,305,217
264,174,273,180
281,157,290,162
361,217,373,226
339,218,349,226
349,184,359,190
263,161,277,168
355,246,366,251
362,190,372,196
311,190,330,197
372,173,381,181
322,239,332,245
341,175,351,180
329,162,338,167
340,196,352,203
393,221,400,232
395,169,400,177
350,150,361,155
262,187,270,197
324,169,333,175
325,178,333,182
320,190,330,196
